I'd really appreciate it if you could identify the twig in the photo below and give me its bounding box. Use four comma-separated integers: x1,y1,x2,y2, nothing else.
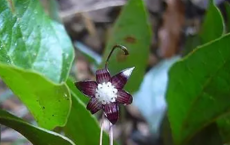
81,13,97,36
60,1,126,20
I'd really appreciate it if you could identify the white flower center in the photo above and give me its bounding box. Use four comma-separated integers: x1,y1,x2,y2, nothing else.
95,82,118,105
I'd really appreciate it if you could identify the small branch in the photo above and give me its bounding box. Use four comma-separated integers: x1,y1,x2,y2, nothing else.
60,1,126,20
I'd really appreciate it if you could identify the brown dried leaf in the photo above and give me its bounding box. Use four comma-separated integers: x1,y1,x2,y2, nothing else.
158,0,185,58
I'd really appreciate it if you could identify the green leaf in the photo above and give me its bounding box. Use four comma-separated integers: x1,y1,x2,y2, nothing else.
0,64,71,129
0,0,74,129
101,0,151,93
66,78,89,104
217,115,230,143
46,0,61,22
0,109,75,145
199,0,224,44
187,123,222,145
225,2,230,33
166,33,230,144
184,1,224,55
183,35,201,56
0,0,74,83
64,83,112,145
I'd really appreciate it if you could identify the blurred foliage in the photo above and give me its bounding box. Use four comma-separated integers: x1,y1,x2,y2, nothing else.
101,0,152,93
184,0,224,55
167,1,230,145
0,109,75,145
134,56,180,134
199,0,224,44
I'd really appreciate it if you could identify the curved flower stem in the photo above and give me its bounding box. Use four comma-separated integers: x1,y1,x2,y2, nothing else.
99,115,105,145
105,44,129,69
109,122,113,145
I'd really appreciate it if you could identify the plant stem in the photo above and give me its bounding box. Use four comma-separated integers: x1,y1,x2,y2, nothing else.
109,123,113,145
99,115,105,145
105,45,129,69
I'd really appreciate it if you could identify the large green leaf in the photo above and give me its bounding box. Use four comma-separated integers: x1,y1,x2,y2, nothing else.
0,0,74,83
199,0,224,43
166,33,230,144
101,0,151,93
216,3,230,143
64,81,112,145
0,0,74,129
0,109,75,145
0,64,71,129
186,123,222,145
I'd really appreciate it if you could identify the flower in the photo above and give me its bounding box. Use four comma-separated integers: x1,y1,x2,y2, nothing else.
75,45,134,124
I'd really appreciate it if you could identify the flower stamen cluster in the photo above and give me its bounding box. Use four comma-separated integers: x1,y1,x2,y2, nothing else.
95,82,118,105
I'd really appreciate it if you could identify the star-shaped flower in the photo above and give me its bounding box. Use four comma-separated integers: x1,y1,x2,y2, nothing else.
75,45,134,124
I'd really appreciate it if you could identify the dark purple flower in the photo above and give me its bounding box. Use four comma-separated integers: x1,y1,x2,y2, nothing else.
75,45,134,124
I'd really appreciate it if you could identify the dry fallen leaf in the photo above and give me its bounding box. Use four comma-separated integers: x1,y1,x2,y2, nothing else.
158,0,185,58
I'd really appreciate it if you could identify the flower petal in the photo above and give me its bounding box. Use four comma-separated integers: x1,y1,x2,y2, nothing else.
116,90,133,105
111,67,135,89
96,69,111,83
103,103,119,124
75,81,97,98
87,98,102,114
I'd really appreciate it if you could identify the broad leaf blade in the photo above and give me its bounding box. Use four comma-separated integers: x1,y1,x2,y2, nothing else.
199,0,224,44
0,109,75,145
167,34,230,144
0,0,74,129
64,82,112,145
0,64,71,129
101,0,151,93
214,3,230,143
187,123,222,145
0,0,74,83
